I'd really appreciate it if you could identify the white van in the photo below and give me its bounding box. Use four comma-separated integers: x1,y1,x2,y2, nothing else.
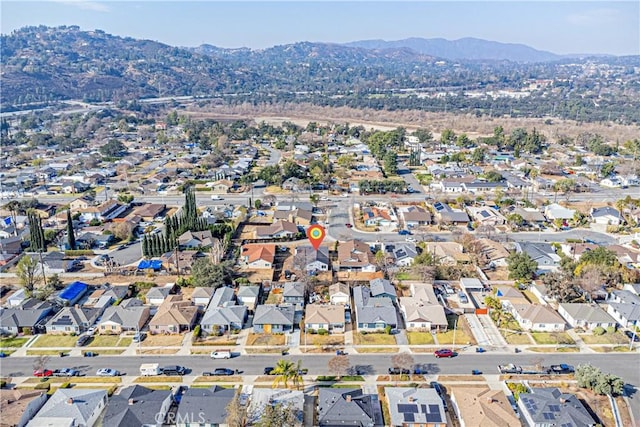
211,195,222,200
210,350,231,359
140,363,161,376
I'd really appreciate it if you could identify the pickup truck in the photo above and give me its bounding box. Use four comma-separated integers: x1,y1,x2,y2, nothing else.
548,364,575,374
498,364,523,374
53,368,80,377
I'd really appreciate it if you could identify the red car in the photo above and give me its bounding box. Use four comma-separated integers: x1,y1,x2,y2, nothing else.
33,369,53,377
345,223,353,228
434,349,456,358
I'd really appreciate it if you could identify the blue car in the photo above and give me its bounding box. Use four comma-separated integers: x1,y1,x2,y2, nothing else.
398,230,411,235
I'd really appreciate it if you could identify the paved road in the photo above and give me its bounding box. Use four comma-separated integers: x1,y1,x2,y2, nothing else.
3,353,639,383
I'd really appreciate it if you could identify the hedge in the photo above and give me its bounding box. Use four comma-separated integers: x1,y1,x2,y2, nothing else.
65,250,95,256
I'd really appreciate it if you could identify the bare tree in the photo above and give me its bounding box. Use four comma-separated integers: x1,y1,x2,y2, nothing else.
209,238,225,265
391,352,415,372
224,390,250,427
327,355,351,379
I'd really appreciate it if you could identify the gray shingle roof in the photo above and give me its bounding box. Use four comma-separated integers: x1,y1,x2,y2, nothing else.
201,305,247,327
318,388,375,427
253,304,295,326
100,305,148,329
176,386,235,425
29,388,107,426
518,388,596,426
103,386,171,426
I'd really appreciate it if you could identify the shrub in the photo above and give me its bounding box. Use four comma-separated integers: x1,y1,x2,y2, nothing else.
60,382,71,389
593,326,606,336
0,380,6,388
606,326,616,334
318,329,328,336
192,326,201,341
34,383,50,391
385,325,392,335
64,250,94,256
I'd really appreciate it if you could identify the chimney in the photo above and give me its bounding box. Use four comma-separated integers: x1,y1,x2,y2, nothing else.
66,398,74,405
486,397,494,404
128,398,135,405
346,395,352,402
408,396,415,403
559,398,567,404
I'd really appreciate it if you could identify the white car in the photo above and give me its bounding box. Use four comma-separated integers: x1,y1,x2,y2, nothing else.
405,237,416,242
87,327,96,335
96,368,120,376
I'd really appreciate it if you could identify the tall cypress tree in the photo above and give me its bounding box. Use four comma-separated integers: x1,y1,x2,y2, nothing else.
142,235,148,257
66,210,76,250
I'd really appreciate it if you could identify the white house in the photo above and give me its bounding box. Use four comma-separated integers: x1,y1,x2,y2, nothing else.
557,303,617,331
329,283,350,305
511,304,565,332
591,207,623,226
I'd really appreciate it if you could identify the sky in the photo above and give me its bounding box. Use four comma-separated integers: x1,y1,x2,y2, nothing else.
1,1,639,55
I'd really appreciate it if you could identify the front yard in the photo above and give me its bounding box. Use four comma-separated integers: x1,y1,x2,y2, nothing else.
579,332,629,345
245,333,286,346
353,332,396,345
531,332,575,345
500,330,533,345
0,337,29,348
303,333,344,346
88,336,132,347
141,334,184,347
406,331,435,345
31,335,78,348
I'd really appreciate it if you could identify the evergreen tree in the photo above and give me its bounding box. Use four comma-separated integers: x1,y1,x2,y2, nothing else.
28,212,46,252
142,235,149,257
66,210,76,250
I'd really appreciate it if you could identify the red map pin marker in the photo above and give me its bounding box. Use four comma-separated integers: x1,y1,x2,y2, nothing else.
306,224,326,250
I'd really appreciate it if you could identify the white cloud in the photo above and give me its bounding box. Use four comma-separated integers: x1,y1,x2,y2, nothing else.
54,0,110,13
567,8,620,26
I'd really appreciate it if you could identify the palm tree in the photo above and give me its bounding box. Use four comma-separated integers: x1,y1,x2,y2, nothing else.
271,359,295,389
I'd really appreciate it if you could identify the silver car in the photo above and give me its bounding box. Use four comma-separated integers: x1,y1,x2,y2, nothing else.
96,368,120,376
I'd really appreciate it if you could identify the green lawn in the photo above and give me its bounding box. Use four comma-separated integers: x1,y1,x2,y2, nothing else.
407,332,435,345
31,335,78,348
26,350,70,356
435,330,475,345
531,332,575,345
353,333,396,345
0,337,29,348
88,336,132,347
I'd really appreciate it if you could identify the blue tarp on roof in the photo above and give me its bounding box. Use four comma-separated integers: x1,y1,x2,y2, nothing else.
138,260,162,271
58,281,88,302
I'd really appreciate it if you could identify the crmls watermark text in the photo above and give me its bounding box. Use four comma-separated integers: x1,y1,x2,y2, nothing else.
157,411,206,424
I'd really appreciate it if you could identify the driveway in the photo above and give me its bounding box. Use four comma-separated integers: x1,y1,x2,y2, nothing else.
108,241,143,267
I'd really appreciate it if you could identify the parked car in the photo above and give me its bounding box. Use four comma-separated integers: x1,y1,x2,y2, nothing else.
83,351,98,357
210,350,232,359
76,334,92,347
132,332,146,343
345,223,353,228
203,368,235,376
434,349,456,358
33,369,53,377
264,367,275,375
625,330,639,342
53,368,80,377
472,369,483,375
389,367,410,375
398,230,411,235
161,365,186,376
405,237,416,242
96,368,120,376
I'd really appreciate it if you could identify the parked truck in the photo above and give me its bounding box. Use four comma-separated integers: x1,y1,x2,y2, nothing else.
548,364,575,374
498,364,523,374
140,363,162,376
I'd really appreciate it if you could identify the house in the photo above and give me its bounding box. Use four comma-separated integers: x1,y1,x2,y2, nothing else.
55,281,89,306
27,388,107,427
329,283,350,305
45,306,100,334
7,289,26,307
466,206,506,226
283,282,306,305
69,197,93,211
591,206,623,226
369,278,397,302
511,304,566,332
255,220,298,239
559,242,599,261
317,388,376,427
515,242,560,273
353,285,397,332
0,389,48,427
236,285,262,312
247,388,304,426
510,207,547,224
294,245,330,274
398,206,432,227
160,250,202,274
98,304,150,334
362,206,398,229
450,387,520,427
424,242,470,266
478,238,510,267
304,304,345,334
103,385,172,427
0,306,53,335
178,230,216,249
274,208,314,226
494,285,529,308
191,287,216,306
209,286,236,308
148,296,198,334
79,199,126,222
544,203,575,221
432,201,470,225
282,177,305,191
336,240,377,272
132,203,165,222
392,243,418,267
200,304,248,334
558,303,617,331
253,304,295,333
31,251,79,276
175,386,235,427
606,290,640,328
385,387,446,427
210,179,235,194
399,283,448,332
240,244,276,269
146,285,173,306
518,388,597,427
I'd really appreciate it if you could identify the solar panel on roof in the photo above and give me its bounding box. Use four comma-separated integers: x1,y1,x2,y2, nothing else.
549,404,561,412
421,404,427,413
404,413,415,422
425,412,443,423
428,404,439,414
398,404,418,413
